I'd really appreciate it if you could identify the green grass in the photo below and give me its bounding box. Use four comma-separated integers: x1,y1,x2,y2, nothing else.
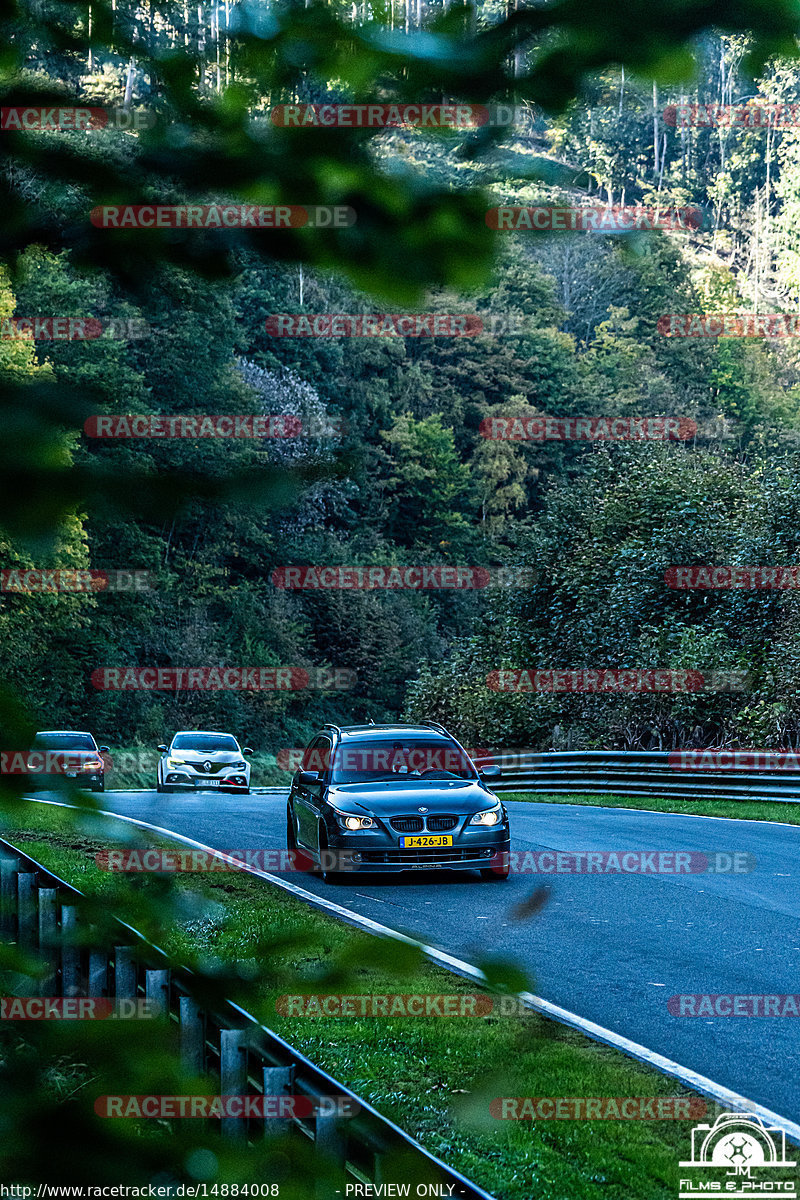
0,801,741,1200
503,790,800,825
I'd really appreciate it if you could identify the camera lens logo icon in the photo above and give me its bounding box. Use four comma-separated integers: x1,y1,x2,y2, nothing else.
680,1111,796,1180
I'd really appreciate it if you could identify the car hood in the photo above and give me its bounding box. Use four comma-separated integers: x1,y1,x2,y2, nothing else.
30,748,101,759
165,750,241,764
326,779,497,816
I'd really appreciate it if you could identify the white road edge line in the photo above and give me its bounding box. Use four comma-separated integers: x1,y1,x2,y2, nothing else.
30,796,800,1145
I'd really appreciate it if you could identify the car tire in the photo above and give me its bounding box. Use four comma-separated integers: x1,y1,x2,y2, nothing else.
286,809,297,851
93,780,105,793
318,825,343,885
156,778,164,793
480,866,509,881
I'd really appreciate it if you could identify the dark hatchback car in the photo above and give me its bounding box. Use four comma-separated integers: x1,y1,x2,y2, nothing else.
28,730,109,792
286,722,509,881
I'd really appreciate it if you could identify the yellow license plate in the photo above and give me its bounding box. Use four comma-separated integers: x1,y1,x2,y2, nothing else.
400,835,453,848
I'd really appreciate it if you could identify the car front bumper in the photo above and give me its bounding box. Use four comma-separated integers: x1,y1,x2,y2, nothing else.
163,771,249,791
322,822,511,873
26,770,104,789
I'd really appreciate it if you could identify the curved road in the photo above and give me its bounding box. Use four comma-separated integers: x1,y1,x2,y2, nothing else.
45,790,800,1124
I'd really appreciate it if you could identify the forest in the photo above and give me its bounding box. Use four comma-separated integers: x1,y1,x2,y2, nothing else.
4,5,800,768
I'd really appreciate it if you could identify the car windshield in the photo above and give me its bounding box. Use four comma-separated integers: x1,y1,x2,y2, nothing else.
171,734,239,752
331,739,477,783
34,733,96,751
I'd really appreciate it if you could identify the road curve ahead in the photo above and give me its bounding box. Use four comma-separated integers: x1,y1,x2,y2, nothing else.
41,791,800,1124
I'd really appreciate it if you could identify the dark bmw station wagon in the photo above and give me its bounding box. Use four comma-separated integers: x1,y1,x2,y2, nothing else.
286,722,509,881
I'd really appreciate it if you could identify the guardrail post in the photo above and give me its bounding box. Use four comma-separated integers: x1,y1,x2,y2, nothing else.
37,888,57,995
220,1029,246,1141
89,949,107,998
17,874,36,947
262,1065,293,1138
146,969,170,1017
313,1098,348,1200
61,906,80,996
114,946,136,1001
0,857,19,938
314,1103,347,1167
179,996,204,1075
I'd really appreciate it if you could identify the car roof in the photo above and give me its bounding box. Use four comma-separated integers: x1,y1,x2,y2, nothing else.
35,730,95,736
332,725,454,740
171,730,239,736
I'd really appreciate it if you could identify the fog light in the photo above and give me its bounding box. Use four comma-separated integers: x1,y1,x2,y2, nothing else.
481,848,492,857
351,852,362,862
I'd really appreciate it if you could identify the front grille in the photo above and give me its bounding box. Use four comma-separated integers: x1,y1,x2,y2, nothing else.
426,814,458,832
362,848,477,864
192,762,224,774
390,816,424,833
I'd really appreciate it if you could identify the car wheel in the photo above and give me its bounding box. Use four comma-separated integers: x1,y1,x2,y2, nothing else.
317,825,343,884
93,780,105,793
480,865,509,881
156,778,165,793
286,808,297,851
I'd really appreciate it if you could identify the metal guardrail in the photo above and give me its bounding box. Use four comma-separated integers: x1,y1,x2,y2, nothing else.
0,837,496,1200
476,749,800,803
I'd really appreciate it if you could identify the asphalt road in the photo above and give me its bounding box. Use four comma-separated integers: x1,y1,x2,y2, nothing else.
48,790,800,1123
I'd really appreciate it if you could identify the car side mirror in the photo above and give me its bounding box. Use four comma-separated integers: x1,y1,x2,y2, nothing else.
243,747,253,755
297,770,320,785
157,744,168,753
99,746,110,754
479,765,502,780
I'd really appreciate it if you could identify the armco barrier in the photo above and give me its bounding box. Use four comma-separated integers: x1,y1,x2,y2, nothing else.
474,750,800,803
0,837,496,1199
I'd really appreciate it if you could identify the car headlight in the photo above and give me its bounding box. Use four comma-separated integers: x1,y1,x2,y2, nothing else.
331,807,375,831
469,807,503,826
167,756,187,768
229,761,246,770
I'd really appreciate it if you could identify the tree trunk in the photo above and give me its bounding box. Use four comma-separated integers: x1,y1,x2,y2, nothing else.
652,81,659,178
123,57,135,108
